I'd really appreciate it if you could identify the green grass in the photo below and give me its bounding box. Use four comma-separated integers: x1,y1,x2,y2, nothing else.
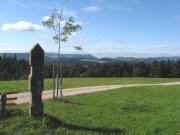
1,85,180,135
80,59,107,63
0,77,180,92
115,57,134,61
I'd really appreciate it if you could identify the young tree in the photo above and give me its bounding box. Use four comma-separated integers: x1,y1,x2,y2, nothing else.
42,1,82,100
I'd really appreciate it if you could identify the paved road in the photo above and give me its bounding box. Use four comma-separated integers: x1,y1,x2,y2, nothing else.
8,82,180,104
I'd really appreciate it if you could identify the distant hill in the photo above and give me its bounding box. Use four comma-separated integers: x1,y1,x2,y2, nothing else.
0,52,96,61
1,52,180,65
99,56,180,63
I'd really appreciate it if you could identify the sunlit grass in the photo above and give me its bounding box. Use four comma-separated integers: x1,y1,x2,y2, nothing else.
0,77,180,92
1,85,180,135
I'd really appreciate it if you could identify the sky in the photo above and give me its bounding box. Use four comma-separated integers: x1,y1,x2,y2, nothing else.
1,0,180,58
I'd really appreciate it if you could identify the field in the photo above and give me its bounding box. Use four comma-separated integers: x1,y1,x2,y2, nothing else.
80,59,107,63
1,84,180,135
0,77,180,92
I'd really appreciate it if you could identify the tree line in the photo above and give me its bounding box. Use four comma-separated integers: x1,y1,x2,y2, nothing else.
1,55,180,81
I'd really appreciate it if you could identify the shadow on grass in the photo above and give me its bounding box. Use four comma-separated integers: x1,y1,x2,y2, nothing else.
0,108,24,120
43,114,125,135
62,99,84,105
2,108,125,134
121,104,156,113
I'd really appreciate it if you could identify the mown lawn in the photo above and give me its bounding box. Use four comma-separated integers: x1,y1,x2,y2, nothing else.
0,77,180,92
0,85,180,135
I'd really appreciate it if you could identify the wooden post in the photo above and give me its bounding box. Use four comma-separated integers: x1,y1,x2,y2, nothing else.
53,64,55,99
56,74,59,98
0,93,7,115
29,43,44,117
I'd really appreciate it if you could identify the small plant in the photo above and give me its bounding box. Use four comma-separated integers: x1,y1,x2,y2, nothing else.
42,1,82,100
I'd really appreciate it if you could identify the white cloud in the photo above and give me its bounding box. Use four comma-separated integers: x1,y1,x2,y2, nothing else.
68,32,77,39
40,34,48,38
66,33,91,46
42,16,50,21
82,6,101,12
74,21,83,25
2,21,45,32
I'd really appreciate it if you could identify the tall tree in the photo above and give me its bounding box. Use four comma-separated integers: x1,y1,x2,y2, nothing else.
150,61,160,77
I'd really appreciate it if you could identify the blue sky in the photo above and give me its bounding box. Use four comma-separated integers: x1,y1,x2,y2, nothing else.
1,0,180,58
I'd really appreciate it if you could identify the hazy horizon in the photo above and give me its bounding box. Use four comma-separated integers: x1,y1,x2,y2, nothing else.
1,50,180,59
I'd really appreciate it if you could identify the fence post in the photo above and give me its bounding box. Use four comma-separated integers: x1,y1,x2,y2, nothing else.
0,93,7,115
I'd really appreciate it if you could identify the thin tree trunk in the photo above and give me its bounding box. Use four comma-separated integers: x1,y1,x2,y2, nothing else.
53,64,55,99
56,66,59,98
58,11,63,101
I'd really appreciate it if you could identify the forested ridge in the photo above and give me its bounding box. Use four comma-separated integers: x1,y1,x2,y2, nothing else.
1,55,180,80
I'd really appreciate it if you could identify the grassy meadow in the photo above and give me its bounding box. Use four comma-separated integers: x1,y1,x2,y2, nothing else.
0,77,180,92
1,84,180,135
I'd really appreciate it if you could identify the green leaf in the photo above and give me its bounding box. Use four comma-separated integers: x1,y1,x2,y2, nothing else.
42,7,82,49
74,46,82,51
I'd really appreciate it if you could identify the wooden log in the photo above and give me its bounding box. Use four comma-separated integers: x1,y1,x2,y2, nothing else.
6,100,16,105
5,92,18,94
0,92,17,95
0,93,7,114
6,97,17,100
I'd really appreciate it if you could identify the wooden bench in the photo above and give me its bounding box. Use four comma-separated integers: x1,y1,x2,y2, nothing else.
0,92,18,114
